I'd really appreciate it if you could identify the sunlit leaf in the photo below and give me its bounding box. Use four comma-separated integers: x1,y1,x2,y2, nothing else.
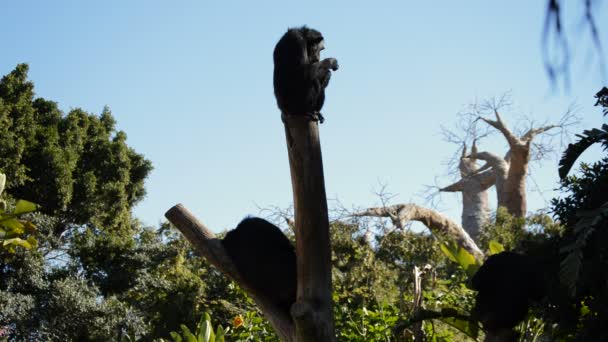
215,325,225,342
488,240,505,255
13,200,37,215
0,173,5,196
0,218,24,233
440,243,458,263
456,247,480,277
2,237,32,249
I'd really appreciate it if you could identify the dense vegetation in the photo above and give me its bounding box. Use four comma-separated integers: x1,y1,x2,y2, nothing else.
0,65,606,341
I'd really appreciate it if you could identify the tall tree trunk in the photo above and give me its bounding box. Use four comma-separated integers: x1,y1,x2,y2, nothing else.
476,110,559,218
441,142,494,239
283,115,336,342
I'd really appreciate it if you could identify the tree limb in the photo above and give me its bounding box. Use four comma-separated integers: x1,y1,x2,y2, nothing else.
352,204,484,261
165,204,295,342
479,111,520,147
522,124,559,142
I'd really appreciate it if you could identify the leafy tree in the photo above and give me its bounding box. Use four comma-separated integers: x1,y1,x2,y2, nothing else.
0,64,161,341
550,87,608,339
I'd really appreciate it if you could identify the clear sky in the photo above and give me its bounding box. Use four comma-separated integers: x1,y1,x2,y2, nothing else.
1,1,606,232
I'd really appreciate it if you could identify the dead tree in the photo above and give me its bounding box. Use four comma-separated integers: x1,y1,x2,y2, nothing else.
352,204,484,261
283,115,335,342
165,115,335,342
473,109,573,217
440,142,494,239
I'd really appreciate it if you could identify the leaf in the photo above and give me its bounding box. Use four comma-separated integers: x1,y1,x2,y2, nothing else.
440,317,479,339
179,324,197,342
13,200,37,215
169,331,183,342
558,124,608,179
26,236,38,249
440,243,458,263
456,247,480,277
2,237,32,249
488,240,505,255
215,326,225,342
0,173,5,196
0,218,24,233
195,312,213,342
195,313,207,339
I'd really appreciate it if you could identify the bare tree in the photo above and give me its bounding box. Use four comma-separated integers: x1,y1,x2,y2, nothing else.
471,104,578,217
440,142,494,239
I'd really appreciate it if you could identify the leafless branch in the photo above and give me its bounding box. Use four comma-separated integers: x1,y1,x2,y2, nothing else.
352,204,484,260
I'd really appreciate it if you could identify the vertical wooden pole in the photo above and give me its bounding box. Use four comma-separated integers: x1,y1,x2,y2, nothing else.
283,115,336,342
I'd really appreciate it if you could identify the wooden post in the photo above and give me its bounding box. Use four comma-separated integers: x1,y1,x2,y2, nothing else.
283,115,336,341
165,204,295,341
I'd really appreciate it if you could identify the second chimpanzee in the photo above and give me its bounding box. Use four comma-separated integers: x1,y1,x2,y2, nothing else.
273,26,339,123
221,217,297,314
471,251,546,339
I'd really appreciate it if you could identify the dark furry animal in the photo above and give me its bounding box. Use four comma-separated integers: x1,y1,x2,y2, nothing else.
273,26,339,123
471,252,545,336
222,217,297,313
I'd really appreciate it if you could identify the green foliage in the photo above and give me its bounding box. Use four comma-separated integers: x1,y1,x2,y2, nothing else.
477,207,528,251
558,124,608,179
331,221,399,309
0,64,152,235
548,88,608,339
0,172,38,254
0,64,159,341
559,87,608,179
163,313,227,342
487,240,505,255
439,242,479,278
335,304,399,341
225,311,278,342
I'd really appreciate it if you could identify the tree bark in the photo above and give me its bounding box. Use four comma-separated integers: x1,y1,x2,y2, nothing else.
352,204,484,261
476,110,559,218
283,115,336,342
440,142,494,239
165,204,295,341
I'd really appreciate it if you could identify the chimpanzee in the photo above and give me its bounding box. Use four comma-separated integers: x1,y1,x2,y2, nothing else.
273,26,339,123
471,252,546,338
221,217,297,314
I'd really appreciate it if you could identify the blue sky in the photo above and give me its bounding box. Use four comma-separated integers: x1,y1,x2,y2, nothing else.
1,1,606,232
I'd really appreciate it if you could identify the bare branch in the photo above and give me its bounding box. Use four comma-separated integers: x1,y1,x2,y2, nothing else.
165,204,295,341
352,204,484,261
479,111,521,146
440,179,465,192
522,124,559,141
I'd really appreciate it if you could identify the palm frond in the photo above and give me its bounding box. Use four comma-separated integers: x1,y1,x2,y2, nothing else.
558,124,608,179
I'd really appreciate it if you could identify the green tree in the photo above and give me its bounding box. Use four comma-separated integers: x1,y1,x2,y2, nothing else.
0,64,160,341
550,87,608,340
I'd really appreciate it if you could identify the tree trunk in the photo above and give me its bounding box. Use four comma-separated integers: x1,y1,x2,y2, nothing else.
441,143,494,239
476,110,558,218
283,115,336,342
502,144,530,218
